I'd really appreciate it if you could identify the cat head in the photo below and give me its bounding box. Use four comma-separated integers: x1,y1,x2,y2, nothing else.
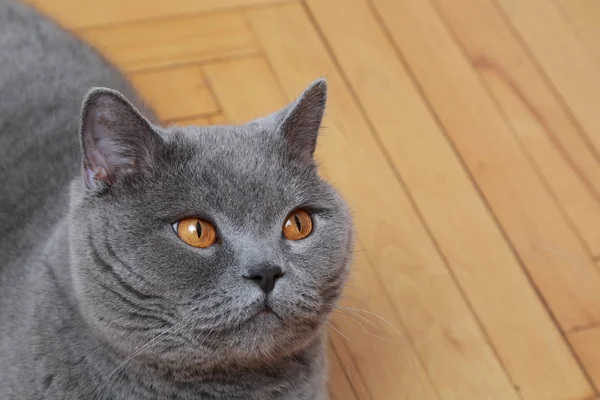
68,79,353,370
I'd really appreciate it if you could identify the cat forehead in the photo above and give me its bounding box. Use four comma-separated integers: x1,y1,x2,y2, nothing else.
150,125,319,217
166,123,282,171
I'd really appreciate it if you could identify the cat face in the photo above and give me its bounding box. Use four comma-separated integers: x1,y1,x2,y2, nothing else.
68,80,353,369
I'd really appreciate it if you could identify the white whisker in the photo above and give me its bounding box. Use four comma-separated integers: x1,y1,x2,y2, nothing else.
337,307,403,338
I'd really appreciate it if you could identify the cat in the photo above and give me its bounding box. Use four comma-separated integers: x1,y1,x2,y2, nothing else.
0,1,353,399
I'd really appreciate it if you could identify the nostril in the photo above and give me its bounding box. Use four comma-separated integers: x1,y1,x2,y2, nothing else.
272,267,284,279
243,265,284,294
246,274,263,283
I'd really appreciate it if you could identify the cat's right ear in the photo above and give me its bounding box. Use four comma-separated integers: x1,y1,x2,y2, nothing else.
79,88,162,191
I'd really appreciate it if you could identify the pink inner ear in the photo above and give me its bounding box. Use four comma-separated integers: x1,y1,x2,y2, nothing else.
84,164,110,190
92,166,109,182
80,88,162,190
83,145,112,189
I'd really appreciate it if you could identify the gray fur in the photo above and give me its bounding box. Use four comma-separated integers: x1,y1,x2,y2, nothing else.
0,1,353,399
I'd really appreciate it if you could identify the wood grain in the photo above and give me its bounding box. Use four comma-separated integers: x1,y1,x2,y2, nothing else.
330,252,441,400
22,0,299,29
371,0,600,338
560,0,600,66
80,11,259,72
569,325,600,392
327,343,358,400
306,0,592,398
494,0,600,165
202,56,285,123
131,66,218,121
433,0,600,257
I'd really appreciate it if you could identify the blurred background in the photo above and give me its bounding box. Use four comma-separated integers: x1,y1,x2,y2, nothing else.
22,0,600,399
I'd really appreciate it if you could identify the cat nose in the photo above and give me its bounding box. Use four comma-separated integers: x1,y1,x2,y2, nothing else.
243,264,284,294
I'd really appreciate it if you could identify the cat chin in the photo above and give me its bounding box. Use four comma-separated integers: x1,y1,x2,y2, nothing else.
92,305,325,370
133,320,321,371
124,327,326,381
203,323,324,368
198,309,326,365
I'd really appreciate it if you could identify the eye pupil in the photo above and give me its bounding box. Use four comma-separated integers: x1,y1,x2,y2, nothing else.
282,209,313,241
196,221,202,238
176,217,217,248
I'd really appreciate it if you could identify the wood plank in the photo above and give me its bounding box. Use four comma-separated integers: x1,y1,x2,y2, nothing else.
247,5,521,399
164,114,226,127
560,0,600,65
327,342,358,400
432,0,600,257
23,0,299,29
204,56,438,400
130,66,219,121
494,0,600,163
306,0,592,398
79,11,260,72
330,252,440,400
202,56,285,123
569,325,600,392
328,334,373,400
370,0,600,335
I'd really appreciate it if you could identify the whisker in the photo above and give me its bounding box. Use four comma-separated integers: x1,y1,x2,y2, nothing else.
330,340,353,383
337,307,403,338
332,310,379,337
332,310,394,345
333,308,378,329
342,284,370,298
339,294,371,309
329,321,351,342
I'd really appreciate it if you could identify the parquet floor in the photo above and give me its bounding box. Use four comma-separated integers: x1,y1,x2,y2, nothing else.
22,0,600,398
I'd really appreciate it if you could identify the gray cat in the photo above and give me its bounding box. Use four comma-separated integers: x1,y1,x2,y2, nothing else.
0,1,353,399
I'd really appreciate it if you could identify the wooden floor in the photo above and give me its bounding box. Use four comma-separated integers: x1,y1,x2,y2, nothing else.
22,0,600,398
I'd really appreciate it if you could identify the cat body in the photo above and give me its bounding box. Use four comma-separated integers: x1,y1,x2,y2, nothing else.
0,1,352,399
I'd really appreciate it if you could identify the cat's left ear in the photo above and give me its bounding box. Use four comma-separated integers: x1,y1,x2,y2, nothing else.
276,79,327,164
79,88,162,191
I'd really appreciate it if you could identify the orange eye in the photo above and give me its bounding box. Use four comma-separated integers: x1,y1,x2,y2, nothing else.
175,217,217,248
283,209,313,241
